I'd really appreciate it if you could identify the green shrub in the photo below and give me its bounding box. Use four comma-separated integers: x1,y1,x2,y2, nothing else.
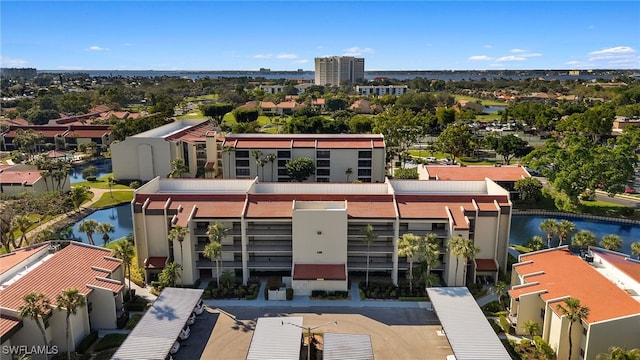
93,334,128,352
499,314,511,334
481,300,502,315
85,176,97,182
311,290,327,298
76,330,98,354
399,296,428,301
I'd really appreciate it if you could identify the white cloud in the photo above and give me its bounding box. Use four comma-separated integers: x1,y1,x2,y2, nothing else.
343,47,374,56
276,53,298,59
510,48,526,53
316,45,324,50
587,46,639,67
483,45,492,49
252,54,272,59
86,45,109,51
496,56,527,62
0,56,28,67
566,61,580,65
588,46,636,58
293,59,309,64
123,43,132,47
468,55,492,61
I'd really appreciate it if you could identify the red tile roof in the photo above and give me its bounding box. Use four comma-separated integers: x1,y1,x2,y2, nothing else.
0,243,123,311
425,165,530,181
475,258,498,271
0,171,42,185
293,264,346,280
165,121,215,143
144,257,168,269
591,247,640,285
0,244,48,275
509,248,640,323
0,315,21,342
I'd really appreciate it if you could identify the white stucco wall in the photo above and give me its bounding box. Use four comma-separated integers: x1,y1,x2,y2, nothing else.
87,288,116,329
586,315,640,360
292,202,347,264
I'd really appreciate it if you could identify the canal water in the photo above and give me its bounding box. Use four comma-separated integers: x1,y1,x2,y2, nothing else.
68,203,133,245
509,214,640,256
70,158,113,184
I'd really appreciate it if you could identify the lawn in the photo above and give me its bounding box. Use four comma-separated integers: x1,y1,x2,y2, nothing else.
73,173,131,190
453,94,508,106
93,333,128,352
91,191,133,209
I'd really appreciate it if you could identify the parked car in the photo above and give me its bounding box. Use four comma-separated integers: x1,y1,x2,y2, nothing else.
425,157,437,163
170,341,180,354
193,299,205,315
187,311,196,325
179,324,191,340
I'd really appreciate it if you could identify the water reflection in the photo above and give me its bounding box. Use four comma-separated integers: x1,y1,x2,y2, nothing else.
70,158,113,184
66,203,133,245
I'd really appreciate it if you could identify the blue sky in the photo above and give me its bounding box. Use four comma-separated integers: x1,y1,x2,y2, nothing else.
1,1,639,71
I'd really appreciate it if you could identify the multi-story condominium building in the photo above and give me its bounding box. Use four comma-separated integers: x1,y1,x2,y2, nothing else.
221,133,386,183
508,247,640,360
356,85,408,96
132,177,512,294
1,124,112,152
314,56,365,86
0,242,125,353
0,164,71,195
111,119,222,181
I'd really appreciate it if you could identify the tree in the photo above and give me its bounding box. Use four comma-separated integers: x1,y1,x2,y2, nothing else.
19,292,51,348
285,157,315,182
221,146,235,178
485,134,532,165
168,225,189,284
251,149,263,179
78,219,99,245
96,222,115,247
514,177,543,202
346,168,353,182
525,236,547,251
168,158,189,178
11,215,32,249
81,165,98,180
600,234,622,252
159,262,182,288
596,346,640,360
523,320,541,340
373,107,429,166
393,168,419,179
556,297,590,360
114,240,135,294
539,219,558,248
203,241,223,288
360,225,378,287
631,242,640,259
70,186,91,212
448,236,479,286
56,288,86,358
233,108,259,123
398,233,422,292
201,103,234,125
556,220,576,247
420,233,441,287
434,124,473,162
572,230,596,253
493,281,507,310
264,154,277,181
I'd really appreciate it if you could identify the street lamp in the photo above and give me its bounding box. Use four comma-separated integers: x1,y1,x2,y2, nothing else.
282,320,338,360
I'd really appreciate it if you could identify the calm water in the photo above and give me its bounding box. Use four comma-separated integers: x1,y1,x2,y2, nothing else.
70,158,113,184
484,105,507,114
69,203,133,245
510,215,640,256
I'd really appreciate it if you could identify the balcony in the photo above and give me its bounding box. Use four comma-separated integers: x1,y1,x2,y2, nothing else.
347,243,394,254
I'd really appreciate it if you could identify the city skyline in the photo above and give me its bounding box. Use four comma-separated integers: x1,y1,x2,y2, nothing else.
1,1,639,71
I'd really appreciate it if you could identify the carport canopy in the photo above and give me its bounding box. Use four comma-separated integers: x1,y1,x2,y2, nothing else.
426,287,511,360
247,317,303,360
111,287,204,360
323,332,373,360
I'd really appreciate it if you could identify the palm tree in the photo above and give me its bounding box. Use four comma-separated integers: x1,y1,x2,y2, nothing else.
632,242,640,260
206,222,228,244
70,186,91,212
556,297,590,360
421,233,441,286
595,346,640,360
264,154,277,181
556,220,576,247
159,262,182,288
398,233,421,292
78,219,99,245
107,176,115,198
526,235,547,251
360,224,378,287
168,158,189,178
168,225,189,285
11,215,31,248
56,288,87,359
203,241,223,288
572,230,596,253
96,222,115,247
222,146,235,178
34,229,55,244
346,168,353,182
250,149,263,178
448,236,479,286
114,240,135,295
18,292,51,348
539,219,558,248
493,281,507,310
600,234,622,252
523,320,541,340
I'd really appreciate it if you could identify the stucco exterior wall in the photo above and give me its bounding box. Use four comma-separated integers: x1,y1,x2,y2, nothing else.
473,215,499,260
292,203,347,264
513,292,545,335
291,279,348,295
87,288,116,329
112,137,173,180
586,315,640,360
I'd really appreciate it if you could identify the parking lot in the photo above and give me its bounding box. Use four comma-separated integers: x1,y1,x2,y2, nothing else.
175,305,452,360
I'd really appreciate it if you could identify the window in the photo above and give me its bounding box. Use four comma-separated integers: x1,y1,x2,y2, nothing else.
540,308,545,320
358,159,372,167
317,160,330,168
236,168,250,177
317,168,330,176
582,327,587,335
358,150,372,159
236,150,249,158
358,169,371,176
316,150,330,158
278,168,289,176
278,150,291,158
433,223,446,231
235,159,250,167
278,159,288,167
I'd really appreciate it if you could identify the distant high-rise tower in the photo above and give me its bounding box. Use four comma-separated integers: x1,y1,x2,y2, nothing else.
314,56,365,86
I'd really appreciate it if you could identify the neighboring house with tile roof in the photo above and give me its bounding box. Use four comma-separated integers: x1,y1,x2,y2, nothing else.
0,164,70,195
1,124,112,151
425,165,531,199
508,247,640,360
111,119,221,181
132,177,512,293
356,85,408,96
0,242,125,354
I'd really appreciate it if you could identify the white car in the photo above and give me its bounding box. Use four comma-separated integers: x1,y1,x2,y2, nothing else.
179,325,191,340
425,157,437,163
193,299,205,315
170,341,180,354
187,311,196,325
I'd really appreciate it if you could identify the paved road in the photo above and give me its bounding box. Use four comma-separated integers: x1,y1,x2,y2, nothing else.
595,191,640,208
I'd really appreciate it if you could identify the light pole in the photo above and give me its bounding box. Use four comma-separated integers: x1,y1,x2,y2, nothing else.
282,320,338,360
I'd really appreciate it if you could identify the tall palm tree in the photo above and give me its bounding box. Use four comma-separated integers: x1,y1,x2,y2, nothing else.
18,292,51,348
114,240,135,294
11,215,31,248
421,233,441,285
360,224,378,287
572,230,596,253
168,225,189,285
448,236,479,286
398,233,422,292
56,288,87,359
34,229,55,244
264,154,277,181
526,235,547,251
206,222,228,244
346,168,353,182
556,297,590,360
96,222,115,247
250,149,263,178
493,281,507,310
203,241,223,288
632,242,640,260
78,219,99,245
556,220,576,247
600,234,622,252
523,320,541,340
159,262,182,288
70,186,91,212
539,219,558,248
221,146,235,178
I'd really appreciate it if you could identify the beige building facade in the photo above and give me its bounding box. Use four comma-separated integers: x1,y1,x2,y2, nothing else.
132,177,512,294
314,56,365,86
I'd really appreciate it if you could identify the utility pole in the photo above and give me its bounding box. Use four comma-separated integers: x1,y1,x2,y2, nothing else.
282,320,338,360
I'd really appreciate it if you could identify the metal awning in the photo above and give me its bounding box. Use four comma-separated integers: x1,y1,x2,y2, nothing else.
427,287,511,360
323,333,373,360
246,317,303,360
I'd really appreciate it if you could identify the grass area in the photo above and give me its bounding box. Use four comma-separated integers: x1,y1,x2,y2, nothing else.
73,173,130,189
93,333,128,352
454,94,507,106
512,244,532,253
91,190,134,209
176,112,205,120
186,94,218,101
475,113,503,122
12,214,55,239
